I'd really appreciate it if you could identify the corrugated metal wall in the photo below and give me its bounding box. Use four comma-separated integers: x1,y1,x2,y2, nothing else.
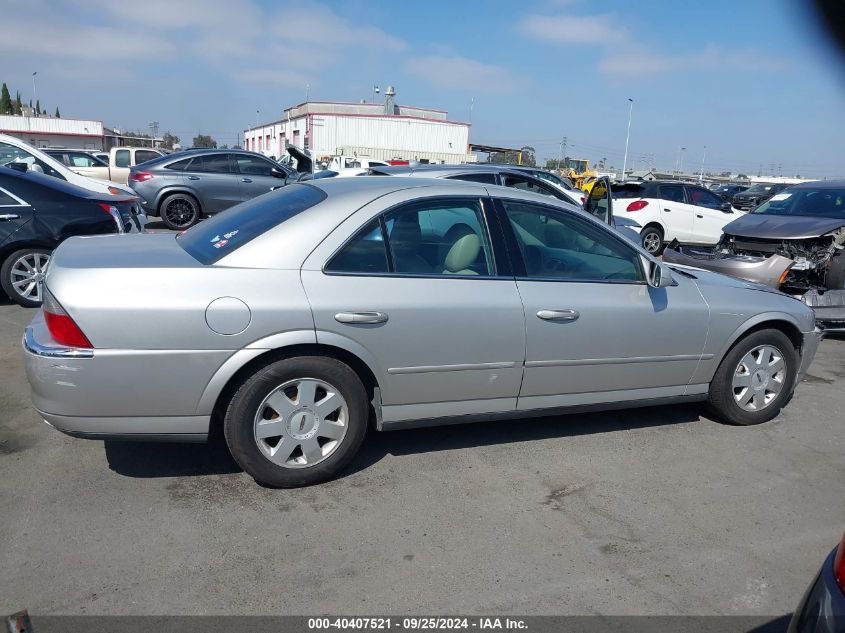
0,115,103,136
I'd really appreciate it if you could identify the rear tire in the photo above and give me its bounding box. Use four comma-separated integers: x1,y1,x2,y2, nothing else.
1,248,52,308
160,194,200,230
224,355,369,487
640,225,664,255
706,328,798,426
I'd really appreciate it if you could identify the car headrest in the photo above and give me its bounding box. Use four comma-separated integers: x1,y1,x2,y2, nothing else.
443,223,481,273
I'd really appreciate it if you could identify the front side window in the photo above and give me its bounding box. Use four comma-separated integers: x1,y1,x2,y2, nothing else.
502,201,643,282
326,199,495,277
687,187,722,209
232,155,276,177
115,149,131,168
186,154,232,174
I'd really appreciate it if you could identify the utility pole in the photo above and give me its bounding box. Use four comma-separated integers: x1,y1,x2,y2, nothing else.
31,71,38,117
148,121,159,147
558,136,567,172
621,98,633,182
305,84,310,102
699,145,707,182
679,147,687,175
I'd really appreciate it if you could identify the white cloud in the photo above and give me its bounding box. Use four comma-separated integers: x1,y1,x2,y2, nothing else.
599,44,792,76
518,13,627,45
404,56,522,93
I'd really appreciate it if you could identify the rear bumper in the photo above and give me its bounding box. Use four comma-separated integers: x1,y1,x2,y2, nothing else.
662,247,793,288
23,314,222,442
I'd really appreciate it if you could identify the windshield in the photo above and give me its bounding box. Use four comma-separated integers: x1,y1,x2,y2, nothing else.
744,183,777,194
177,184,326,264
751,188,845,218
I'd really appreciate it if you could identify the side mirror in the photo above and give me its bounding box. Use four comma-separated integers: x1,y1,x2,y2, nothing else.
271,167,287,179
720,201,733,213
643,257,673,288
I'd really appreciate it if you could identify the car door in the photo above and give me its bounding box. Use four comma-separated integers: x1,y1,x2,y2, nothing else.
231,154,289,202
494,187,709,411
301,189,526,424
0,184,34,248
182,153,241,214
657,183,695,242
685,185,736,245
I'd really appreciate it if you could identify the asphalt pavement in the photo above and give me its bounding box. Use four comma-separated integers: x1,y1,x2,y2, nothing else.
1,298,843,617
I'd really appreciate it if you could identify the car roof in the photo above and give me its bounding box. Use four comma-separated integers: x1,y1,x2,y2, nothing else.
789,180,835,189
369,164,527,177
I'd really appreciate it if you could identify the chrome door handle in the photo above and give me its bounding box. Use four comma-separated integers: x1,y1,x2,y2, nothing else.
537,309,579,321
0,214,20,221
241,178,253,183
335,311,389,324
187,175,200,180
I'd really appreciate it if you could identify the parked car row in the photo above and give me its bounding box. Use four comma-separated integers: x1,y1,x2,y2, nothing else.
45,146,164,184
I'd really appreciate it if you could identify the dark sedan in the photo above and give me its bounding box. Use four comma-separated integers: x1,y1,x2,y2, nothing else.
732,182,790,211
0,166,143,307
788,533,845,633
128,149,296,230
712,183,749,200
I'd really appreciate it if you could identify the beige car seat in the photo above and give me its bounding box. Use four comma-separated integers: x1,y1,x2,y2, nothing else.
441,223,481,275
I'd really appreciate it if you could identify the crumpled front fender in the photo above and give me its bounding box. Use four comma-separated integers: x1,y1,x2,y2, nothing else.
662,247,793,288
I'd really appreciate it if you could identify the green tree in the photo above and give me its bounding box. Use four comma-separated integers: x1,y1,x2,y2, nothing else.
13,91,22,115
34,99,40,116
161,131,180,150
122,132,152,148
192,134,217,148
55,107,60,118
0,83,12,115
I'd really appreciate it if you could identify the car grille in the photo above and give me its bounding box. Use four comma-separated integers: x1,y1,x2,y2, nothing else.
732,197,758,211
729,236,780,255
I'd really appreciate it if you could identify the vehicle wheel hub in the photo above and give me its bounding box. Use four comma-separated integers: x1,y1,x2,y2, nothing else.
286,408,319,440
751,369,770,391
731,344,785,412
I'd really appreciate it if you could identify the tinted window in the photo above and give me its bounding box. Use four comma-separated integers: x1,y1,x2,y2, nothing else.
0,187,26,206
135,150,160,164
232,155,275,177
687,187,722,209
115,149,131,168
177,184,327,265
503,201,643,282
383,199,494,276
186,154,232,174
325,219,389,273
659,185,685,203
0,143,64,179
165,158,193,171
445,173,497,185
613,183,647,199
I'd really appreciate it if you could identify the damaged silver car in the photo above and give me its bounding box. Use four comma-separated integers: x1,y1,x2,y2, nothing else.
664,181,845,330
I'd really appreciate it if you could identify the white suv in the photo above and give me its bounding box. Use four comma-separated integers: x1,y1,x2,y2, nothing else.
612,180,741,254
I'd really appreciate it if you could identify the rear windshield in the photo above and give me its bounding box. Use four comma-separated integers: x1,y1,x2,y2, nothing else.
177,184,327,264
612,183,646,199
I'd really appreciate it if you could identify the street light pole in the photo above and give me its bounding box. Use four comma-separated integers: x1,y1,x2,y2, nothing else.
31,72,37,116
699,145,707,182
621,98,633,182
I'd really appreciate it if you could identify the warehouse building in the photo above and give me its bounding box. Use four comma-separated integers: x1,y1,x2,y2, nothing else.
0,113,104,149
243,87,474,165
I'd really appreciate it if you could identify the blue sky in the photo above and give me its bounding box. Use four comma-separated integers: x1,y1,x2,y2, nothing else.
2,0,845,177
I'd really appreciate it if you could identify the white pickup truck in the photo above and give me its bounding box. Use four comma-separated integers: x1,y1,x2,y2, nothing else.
45,146,164,184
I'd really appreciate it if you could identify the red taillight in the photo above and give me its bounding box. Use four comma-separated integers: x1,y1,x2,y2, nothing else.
626,200,649,212
129,171,153,182
835,533,845,595
42,290,92,349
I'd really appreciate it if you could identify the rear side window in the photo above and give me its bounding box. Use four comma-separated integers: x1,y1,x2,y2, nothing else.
659,185,685,203
446,173,497,185
177,184,327,265
165,158,193,171
115,149,131,168
325,219,388,273
186,154,232,174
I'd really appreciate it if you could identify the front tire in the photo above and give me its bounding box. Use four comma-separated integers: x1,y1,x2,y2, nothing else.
160,194,200,230
224,356,369,487
1,248,51,307
640,225,664,254
707,329,798,425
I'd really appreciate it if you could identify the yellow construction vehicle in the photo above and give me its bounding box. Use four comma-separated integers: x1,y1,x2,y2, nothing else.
564,158,598,192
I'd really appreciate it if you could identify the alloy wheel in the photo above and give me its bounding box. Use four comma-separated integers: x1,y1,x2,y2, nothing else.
642,231,662,254
253,378,349,469
9,251,50,303
732,345,786,412
164,199,197,228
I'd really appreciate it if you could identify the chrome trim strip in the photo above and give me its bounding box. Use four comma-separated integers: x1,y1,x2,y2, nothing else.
525,354,711,368
387,361,517,375
23,327,94,359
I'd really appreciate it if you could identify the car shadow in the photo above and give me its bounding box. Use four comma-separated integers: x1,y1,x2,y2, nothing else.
104,403,702,480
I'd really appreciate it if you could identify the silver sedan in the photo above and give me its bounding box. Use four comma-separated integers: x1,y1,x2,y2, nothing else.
23,178,822,487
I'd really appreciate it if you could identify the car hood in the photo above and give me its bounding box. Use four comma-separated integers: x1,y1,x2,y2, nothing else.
723,213,845,240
